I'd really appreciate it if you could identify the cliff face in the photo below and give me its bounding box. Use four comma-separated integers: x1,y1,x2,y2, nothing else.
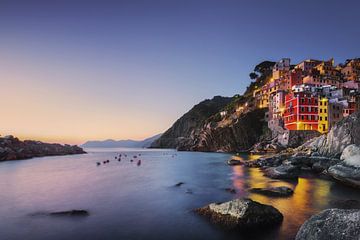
303,111,360,158
177,108,267,152
151,96,233,148
0,135,86,161
151,61,276,152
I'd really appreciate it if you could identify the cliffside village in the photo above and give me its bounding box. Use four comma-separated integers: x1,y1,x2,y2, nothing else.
217,58,360,147
251,58,360,145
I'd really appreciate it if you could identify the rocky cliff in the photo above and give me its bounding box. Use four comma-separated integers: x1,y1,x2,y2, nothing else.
151,61,276,152
0,135,86,161
150,96,233,148
177,108,267,152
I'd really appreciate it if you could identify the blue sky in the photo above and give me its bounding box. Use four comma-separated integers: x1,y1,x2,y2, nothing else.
0,0,359,143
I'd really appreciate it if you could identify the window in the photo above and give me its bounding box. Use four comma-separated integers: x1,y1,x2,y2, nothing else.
320,116,323,121
320,109,322,113
301,115,304,120
325,117,328,121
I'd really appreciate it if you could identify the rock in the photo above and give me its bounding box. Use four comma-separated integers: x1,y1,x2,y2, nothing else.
340,144,360,161
227,159,243,166
340,144,360,167
0,135,86,162
174,182,185,187
50,210,89,216
330,199,360,209
195,198,283,230
263,164,301,179
250,186,293,197
150,96,233,149
328,164,360,188
295,209,360,240
306,112,360,158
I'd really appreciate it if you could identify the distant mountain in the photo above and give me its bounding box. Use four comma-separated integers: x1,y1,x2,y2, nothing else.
81,134,162,148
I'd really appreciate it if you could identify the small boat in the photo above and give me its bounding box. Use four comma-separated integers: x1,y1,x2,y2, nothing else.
133,155,137,158
130,159,133,162
137,160,141,166
96,162,101,166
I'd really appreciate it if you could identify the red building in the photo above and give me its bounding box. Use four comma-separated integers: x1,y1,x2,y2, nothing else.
285,68,303,90
284,92,319,131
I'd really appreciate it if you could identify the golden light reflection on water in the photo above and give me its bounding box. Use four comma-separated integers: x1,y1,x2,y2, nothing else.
230,163,333,239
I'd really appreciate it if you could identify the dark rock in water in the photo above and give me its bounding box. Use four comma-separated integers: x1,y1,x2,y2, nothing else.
250,186,293,197
227,159,243,166
174,182,184,187
195,198,283,230
50,210,89,217
224,188,236,194
295,209,360,240
330,199,360,209
263,164,301,179
328,163,360,188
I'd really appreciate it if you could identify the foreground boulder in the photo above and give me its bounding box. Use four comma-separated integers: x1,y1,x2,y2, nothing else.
295,209,360,240
195,198,283,229
250,186,293,197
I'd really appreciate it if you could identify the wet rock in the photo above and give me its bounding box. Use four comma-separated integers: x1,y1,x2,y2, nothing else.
195,198,283,230
328,164,360,188
295,209,360,240
227,159,243,166
263,164,301,179
174,182,185,187
250,186,293,197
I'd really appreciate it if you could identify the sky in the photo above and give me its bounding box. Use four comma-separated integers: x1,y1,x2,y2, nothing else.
0,0,359,145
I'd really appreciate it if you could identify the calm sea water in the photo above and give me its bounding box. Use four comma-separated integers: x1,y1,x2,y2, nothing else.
0,148,360,240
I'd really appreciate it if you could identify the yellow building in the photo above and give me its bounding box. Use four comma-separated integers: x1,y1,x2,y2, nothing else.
318,97,329,133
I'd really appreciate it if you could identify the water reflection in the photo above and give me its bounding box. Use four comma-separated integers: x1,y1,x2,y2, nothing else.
229,153,359,239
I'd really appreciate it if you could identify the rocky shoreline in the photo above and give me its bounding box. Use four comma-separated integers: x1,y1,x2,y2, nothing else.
0,135,86,162
196,112,360,239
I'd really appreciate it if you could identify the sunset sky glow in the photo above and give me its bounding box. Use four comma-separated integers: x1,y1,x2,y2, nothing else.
1,0,360,144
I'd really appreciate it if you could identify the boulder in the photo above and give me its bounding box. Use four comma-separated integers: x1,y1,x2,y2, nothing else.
250,186,293,197
227,159,243,166
328,164,360,188
263,164,301,179
340,144,360,161
340,144,360,167
295,209,360,240
195,198,283,230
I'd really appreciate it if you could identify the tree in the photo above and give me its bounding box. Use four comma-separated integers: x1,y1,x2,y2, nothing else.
249,72,258,80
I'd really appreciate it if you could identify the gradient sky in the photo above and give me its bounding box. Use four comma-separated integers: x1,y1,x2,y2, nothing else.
1,0,359,144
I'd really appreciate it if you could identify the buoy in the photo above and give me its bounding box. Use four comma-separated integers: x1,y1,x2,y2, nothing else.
96,162,101,166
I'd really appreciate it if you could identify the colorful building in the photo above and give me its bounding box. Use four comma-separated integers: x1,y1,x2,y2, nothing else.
318,97,329,133
284,92,318,131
